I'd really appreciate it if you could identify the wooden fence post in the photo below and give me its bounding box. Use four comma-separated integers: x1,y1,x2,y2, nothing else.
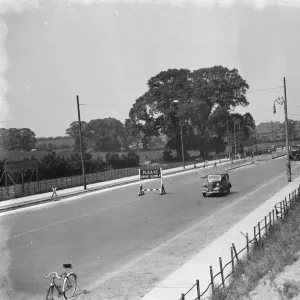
219,257,225,290
232,243,239,262
280,201,283,218
210,266,215,297
258,222,261,243
181,293,185,300
246,233,249,254
196,280,200,300
273,209,275,222
231,247,234,274
264,216,267,235
269,211,272,228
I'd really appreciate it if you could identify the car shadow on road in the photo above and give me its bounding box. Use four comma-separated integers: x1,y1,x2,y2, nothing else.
202,191,238,198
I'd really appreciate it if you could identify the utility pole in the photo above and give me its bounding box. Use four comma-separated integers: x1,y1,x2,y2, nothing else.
226,114,230,157
173,100,185,169
77,95,87,190
255,129,258,154
234,122,236,156
283,77,291,182
180,115,185,169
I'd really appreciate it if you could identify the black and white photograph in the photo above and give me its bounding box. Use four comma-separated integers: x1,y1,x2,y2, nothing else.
1,0,300,299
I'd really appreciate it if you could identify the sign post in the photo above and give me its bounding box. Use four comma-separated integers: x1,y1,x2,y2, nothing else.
51,187,59,201
138,168,166,196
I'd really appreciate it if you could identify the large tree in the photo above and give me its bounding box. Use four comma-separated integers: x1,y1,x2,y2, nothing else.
128,65,250,157
89,118,124,152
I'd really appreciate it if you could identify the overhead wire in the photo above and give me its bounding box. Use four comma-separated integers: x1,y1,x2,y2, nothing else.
247,86,283,93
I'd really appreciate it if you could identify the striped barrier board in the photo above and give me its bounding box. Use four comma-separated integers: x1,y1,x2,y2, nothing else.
138,168,166,196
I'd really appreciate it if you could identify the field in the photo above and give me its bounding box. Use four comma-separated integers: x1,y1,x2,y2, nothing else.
35,138,74,147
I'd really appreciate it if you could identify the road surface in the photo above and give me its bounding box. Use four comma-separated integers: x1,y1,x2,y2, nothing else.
0,157,299,300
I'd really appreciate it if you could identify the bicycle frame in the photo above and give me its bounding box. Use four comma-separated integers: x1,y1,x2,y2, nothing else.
48,272,67,299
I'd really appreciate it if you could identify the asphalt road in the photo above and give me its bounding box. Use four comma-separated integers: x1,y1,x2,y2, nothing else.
0,157,298,299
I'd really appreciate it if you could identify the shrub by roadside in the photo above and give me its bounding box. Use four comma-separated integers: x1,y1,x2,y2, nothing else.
105,150,140,169
212,192,300,300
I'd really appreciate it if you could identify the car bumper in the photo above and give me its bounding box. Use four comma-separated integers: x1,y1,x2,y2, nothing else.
202,189,221,195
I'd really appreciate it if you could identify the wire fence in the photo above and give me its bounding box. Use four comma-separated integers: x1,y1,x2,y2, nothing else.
178,185,300,300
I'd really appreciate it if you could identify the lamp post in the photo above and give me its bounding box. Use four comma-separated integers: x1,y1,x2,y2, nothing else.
233,120,240,156
173,100,185,169
273,78,291,182
222,106,234,158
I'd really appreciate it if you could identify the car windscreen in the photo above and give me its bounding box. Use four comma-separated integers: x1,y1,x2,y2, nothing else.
208,175,221,181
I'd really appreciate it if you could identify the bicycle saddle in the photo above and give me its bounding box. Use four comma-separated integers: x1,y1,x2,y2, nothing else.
63,264,72,269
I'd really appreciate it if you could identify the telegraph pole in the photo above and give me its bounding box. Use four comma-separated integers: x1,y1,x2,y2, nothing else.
226,114,230,157
180,115,185,169
283,78,291,182
77,95,87,190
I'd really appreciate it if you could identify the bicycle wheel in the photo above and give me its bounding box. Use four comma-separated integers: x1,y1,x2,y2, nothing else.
45,286,53,300
63,273,77,298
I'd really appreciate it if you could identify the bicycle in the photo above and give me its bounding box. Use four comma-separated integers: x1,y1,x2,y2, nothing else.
44,264,77,300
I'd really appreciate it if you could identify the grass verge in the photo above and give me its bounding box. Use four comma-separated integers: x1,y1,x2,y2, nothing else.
211,192,300,300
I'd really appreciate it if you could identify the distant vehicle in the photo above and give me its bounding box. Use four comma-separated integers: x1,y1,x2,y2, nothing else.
290,148,300,160
31,149,36,152
202,173,232,197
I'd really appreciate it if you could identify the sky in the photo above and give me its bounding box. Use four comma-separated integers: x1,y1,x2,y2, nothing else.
1,0,300,137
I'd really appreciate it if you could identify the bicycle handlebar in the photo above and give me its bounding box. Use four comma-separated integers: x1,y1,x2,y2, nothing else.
44,272,62,279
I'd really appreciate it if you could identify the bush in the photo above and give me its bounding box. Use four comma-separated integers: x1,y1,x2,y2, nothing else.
162,150,176,162
106,150,140,169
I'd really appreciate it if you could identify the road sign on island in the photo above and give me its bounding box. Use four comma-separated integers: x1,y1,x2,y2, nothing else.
138,168,166,196
140,169,161,180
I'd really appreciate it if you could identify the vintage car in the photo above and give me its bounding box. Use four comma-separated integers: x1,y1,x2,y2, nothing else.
290,148,300,161
202,173,232,197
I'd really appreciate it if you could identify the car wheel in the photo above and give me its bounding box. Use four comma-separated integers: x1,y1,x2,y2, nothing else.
220,188,224,196
203,193,206,197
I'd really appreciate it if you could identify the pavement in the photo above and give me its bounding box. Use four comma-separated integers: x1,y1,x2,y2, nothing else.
141,164,300,300
0,157,253,213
